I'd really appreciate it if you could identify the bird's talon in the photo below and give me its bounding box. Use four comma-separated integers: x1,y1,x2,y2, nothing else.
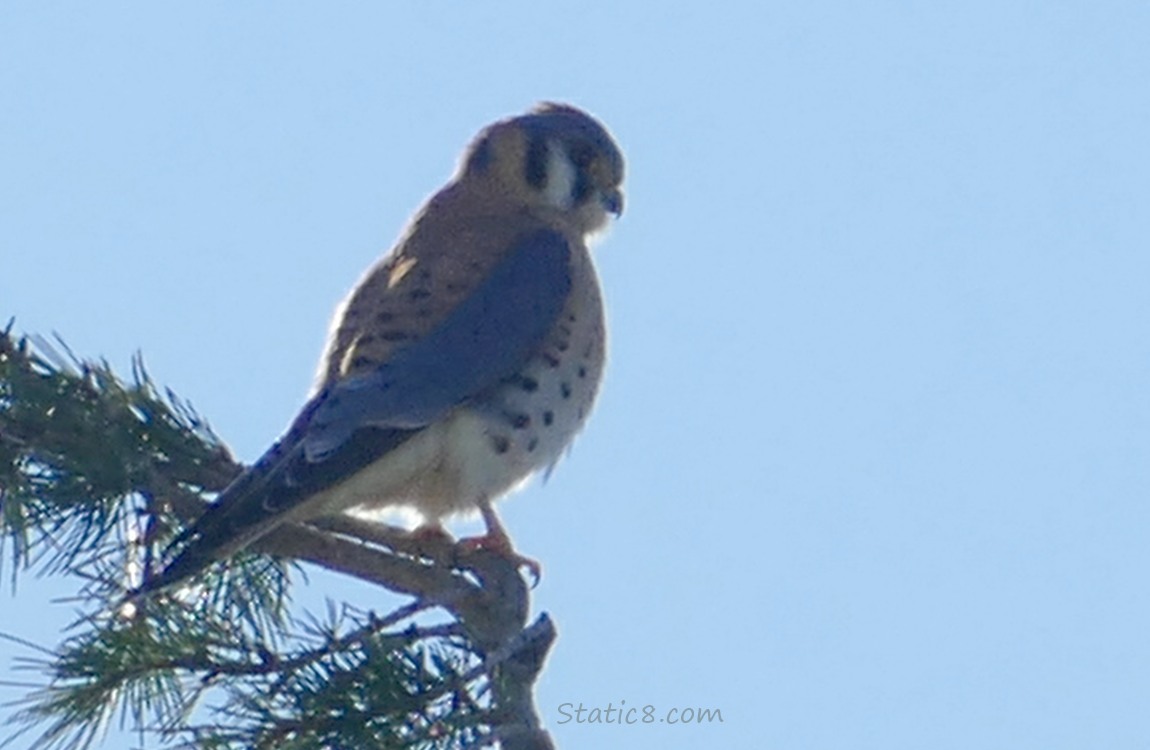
457,533,542,584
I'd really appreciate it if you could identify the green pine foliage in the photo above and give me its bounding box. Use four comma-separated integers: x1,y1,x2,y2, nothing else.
0,326,554,750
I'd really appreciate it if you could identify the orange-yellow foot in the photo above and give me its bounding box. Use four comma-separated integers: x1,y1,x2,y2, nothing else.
457,531,542,586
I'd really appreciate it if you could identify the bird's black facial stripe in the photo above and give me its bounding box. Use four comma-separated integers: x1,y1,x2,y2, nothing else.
572,169,592,204
525,135,548,189
568,140,595,169
567,141,595,204
467,136,493,173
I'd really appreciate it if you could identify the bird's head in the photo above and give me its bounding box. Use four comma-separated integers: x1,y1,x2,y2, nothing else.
460,102,625,236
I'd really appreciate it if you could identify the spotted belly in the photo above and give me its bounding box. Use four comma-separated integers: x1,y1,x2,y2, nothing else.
326,253,606,525
411,299,605,521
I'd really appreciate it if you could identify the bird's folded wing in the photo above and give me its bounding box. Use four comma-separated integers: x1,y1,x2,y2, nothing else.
147,229,573,590
303,228,573,458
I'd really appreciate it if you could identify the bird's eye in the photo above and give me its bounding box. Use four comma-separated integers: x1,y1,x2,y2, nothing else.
568,141,595,169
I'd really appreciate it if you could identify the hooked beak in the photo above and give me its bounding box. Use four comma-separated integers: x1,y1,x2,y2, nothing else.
601,188,624,217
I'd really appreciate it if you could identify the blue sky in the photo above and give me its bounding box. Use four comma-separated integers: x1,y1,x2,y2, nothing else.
3,2,1150,748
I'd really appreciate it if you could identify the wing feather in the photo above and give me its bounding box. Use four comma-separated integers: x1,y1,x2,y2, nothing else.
144,228,572,592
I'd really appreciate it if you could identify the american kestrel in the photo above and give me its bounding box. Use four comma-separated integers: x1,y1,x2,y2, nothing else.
141,102,624,594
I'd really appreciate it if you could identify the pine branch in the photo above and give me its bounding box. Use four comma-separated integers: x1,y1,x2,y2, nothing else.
0,327,556,750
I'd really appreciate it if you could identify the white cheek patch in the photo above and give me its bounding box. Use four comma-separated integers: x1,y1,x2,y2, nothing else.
543,141,577,210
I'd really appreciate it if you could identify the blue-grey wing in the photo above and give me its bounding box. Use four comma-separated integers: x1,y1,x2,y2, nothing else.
302,227,573,461
143,228,573,593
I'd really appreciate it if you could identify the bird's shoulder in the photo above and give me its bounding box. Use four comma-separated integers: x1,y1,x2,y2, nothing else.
322,191,577,383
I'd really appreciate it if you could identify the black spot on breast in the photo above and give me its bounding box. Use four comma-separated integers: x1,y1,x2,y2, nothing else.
558,324,572,337
541,353,561,368
409,289,431,301
567,313,577,323
556,341,569,352
504,411,531,429
561,382,572,399
490,435,510,455
380,331,410,342
517,375,539,392
357,334,377,346
578,366,587,379
543,410,554,426
376,311,395,323
527,438,538,453
351,355,377,369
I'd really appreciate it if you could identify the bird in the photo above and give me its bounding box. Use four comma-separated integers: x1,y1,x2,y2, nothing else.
137,102,625,596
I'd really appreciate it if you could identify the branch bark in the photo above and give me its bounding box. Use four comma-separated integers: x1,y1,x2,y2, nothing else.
152,471,556,749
